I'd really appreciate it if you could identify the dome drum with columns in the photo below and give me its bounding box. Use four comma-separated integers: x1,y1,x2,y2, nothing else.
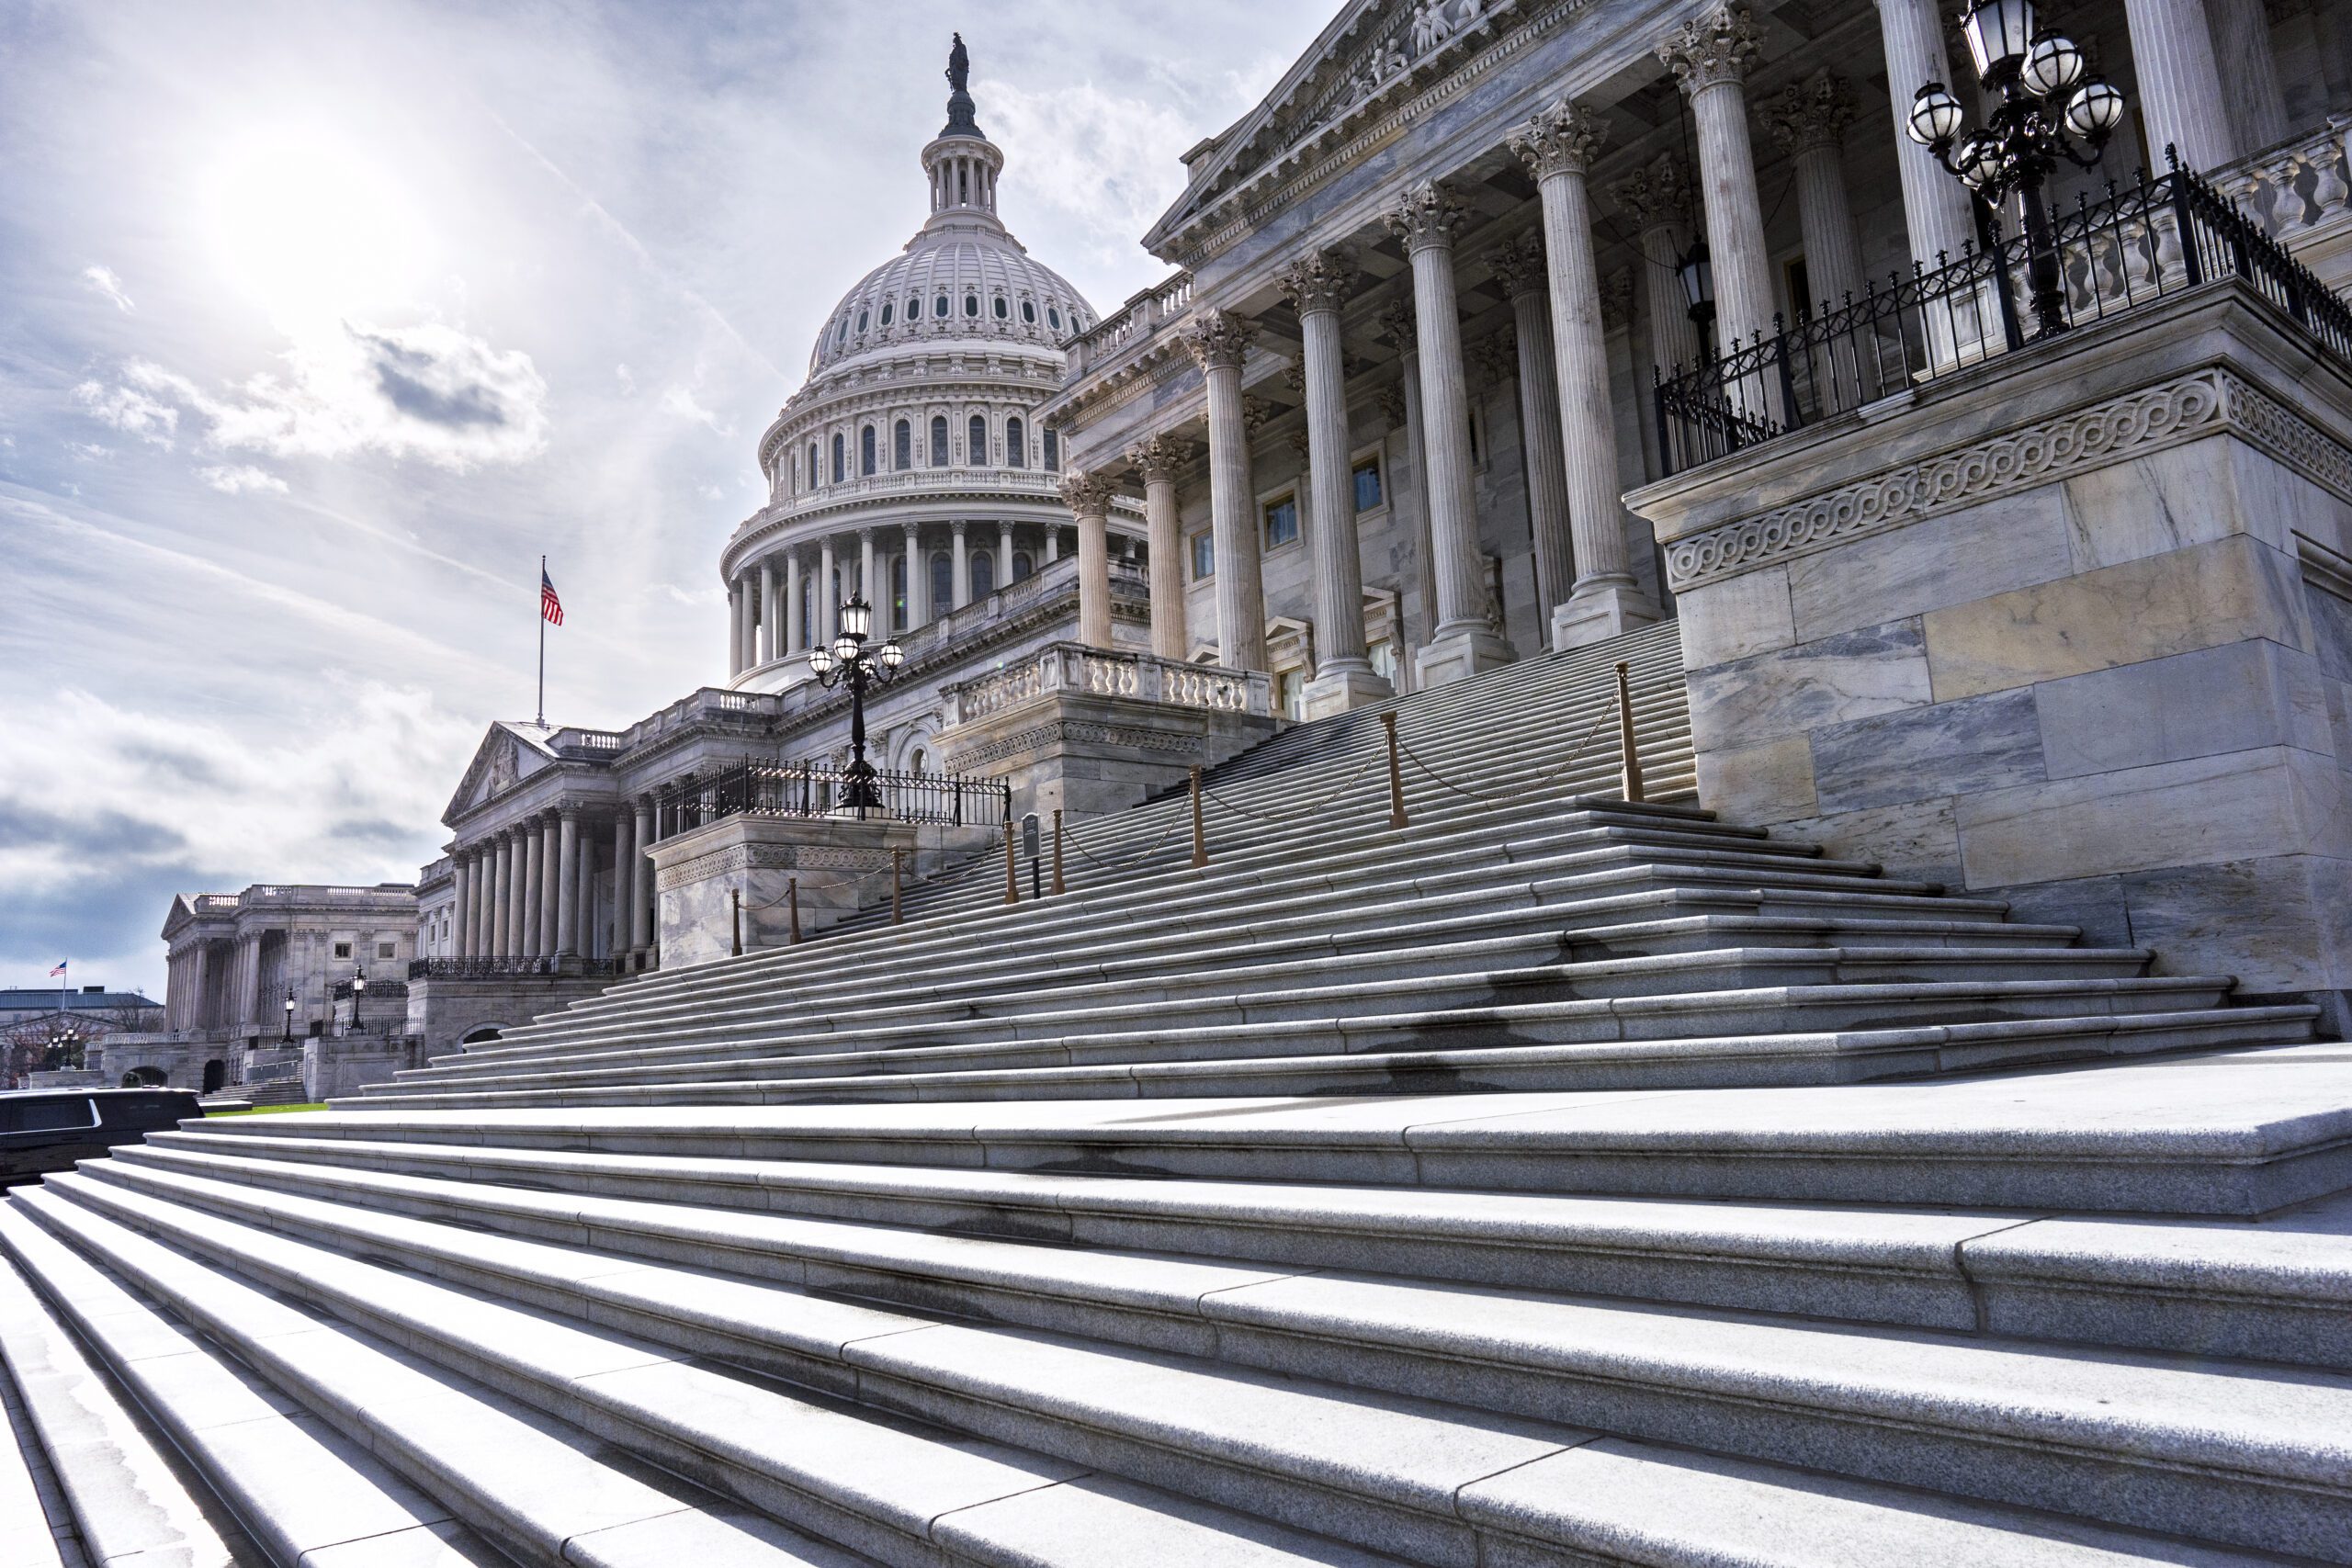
719,36,1147,699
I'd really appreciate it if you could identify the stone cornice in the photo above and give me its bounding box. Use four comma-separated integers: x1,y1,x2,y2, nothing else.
1660,367,2352,591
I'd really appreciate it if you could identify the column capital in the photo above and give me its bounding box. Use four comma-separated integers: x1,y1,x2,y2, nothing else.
1470,333,1518,393
1764,70,1856,155
1600,265,1635,331
1126,434,1190,482
1276,248,1355,317
1611,152,1694,231
1374,382,1408,426
1375,300,1416,348
951,518,968,536
1385,181,1465,254
1510,99,1610,181
1487,231,1547,301
1182,307,1256,371
1057,470,1117,518
1659,3,1761,95
1241,394,1275,435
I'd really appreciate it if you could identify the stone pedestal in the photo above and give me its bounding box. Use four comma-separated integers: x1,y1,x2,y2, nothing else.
1553,581,1662,651
1629,287,2352,1025
937,643,1275,824
1414,626,1517,691
1300,667,1396,721
648,812,918,970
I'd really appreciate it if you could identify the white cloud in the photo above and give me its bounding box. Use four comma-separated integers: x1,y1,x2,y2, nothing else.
80,264,135,312
65,441,112,460
105,320,551,473
659,383,727,434
73,379,178,447
196,463,288,494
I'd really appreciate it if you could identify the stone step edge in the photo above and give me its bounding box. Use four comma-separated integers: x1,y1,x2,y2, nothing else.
66,1158,2352,1566
114,1134,2352,1373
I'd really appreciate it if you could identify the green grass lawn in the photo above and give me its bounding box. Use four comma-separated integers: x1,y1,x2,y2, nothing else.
204,1102,330,1116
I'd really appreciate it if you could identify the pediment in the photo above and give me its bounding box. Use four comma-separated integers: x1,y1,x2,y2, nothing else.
442,724,551,824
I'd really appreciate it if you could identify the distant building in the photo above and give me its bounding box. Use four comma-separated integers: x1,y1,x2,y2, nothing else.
0,984,163,1089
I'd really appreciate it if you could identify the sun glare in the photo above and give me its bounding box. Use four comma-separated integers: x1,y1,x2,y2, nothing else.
200,127,434,329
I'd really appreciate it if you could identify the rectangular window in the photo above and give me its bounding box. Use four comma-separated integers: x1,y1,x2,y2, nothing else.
1190,531,1214,581
1262,495,1299,550
1352,458,1383,513
333,942,353,959
377,942,396,960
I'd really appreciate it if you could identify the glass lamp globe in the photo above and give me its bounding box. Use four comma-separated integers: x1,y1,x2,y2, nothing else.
2020,30,2084,98
1962,0,2038,82
839,596,872,638
2064,77,2125,140
1955,130,2002,189
879,639,905,670
1907,82,1966,147
831,632,859,666
353,966,367,994
808,643,836,675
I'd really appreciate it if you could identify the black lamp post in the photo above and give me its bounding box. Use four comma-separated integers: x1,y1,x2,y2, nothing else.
1677,237,1715,331
806,593,905,812
45,1024,83,1071
282,987,295,1043
1905,0,2127,339
349,964,366,1037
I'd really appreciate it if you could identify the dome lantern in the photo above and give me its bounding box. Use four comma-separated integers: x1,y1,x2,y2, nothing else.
924,34,1002,220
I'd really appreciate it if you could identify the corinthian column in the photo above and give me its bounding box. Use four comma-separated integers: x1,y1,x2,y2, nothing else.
555,807,580,959
1487,231,1574,620
609,814,631,957
1385,183,1512,688
1613,156,1702,381
629,797,654,957
903,523,925,630
521,817,545,958
725,583,742,677
785,550,805,652
819,537,839,641
1059,470,1118,649
1129,436,1190,660
490,833,511,958
1183,309,1269,672
1377,304,1438,656
2123,0,2235,172
951,521,972,609
1512,101,1663,649
1281,250,1391,716
1765,72,1864,313
1873,0,1975,276
758,558,777,664
1661,4,1776,415
2209,0,2287,157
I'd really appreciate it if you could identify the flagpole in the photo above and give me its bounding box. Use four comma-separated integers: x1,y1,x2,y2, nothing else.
537,553,547,728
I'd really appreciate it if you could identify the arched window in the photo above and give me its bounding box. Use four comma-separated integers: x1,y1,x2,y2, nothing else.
968,414,989,466
971,549,995,598
1005,417,1025,469
890,552,909,629
1021,300,1036,323
934,294,949,319
880,301,894,326
910,747,927,775
860,425,876,477
1047,306,1063,331
893,420,911,470
993,297,1009,320
908,295,922,321
964,293,980,318
831,433,845,483
1043,428,1060,471
835,318,849,345
807,442,818,490
930,415,949,467
855,309,868,333
930,551,953,611
1012,551,1034,581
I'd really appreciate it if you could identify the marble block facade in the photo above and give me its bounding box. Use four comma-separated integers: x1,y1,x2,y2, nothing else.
1631,287,2352,1022
649,812,920,969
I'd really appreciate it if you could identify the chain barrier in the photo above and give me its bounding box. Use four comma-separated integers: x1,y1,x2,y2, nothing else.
1202,750,1381,822
1060,801,1191,871
1392,710,1614,805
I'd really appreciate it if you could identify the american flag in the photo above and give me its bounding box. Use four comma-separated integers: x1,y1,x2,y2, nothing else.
540,567,563,626
49,961,66,977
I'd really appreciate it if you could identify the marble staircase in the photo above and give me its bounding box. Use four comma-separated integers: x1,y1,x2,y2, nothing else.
5,621,2349,1567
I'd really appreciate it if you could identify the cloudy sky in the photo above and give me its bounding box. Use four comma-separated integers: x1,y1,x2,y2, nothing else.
0,0,1333,1001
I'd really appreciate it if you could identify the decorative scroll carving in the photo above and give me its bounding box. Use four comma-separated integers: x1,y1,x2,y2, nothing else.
1659,3,1761,94
1126,434,1189,482
1611,152,1693,231
1385,180,1466,253
1487,231,1547,300
1764,71,1857,156
1277,248,1356,316
1510,99,1609,180
1182,308,1256,371
1057,470,1118,517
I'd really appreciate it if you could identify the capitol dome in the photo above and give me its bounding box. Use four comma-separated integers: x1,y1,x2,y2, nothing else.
803,56,1096,379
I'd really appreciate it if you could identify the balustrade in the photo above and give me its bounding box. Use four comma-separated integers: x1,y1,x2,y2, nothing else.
943,642,1272,726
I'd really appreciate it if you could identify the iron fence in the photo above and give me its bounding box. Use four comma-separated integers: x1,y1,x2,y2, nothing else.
405,957,621,982
1654,153,2352,476
655,761,1009,833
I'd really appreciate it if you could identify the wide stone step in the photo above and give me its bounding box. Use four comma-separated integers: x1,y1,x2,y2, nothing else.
266,1047,2352,1214
119,1133,2352,1371
58,1156,2352,1563
14,1182,1409,1568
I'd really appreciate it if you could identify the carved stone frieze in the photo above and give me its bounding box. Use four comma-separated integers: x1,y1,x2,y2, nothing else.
1663,368,2352,590
1658,3,1761,96
1509,98,1608,180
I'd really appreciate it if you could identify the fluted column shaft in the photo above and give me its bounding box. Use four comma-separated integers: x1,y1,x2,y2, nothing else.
1489,233,1577,614
1131,438,1187,660
2124,0,2235,172
1388,190,1487,640
1381,309,1439,652
952,523,972,609
819,538,839,641
451,858,471,959
999,522,1015,589
1286,257,1375,677
491,834,512,958
726,585,742,677
609,815,631,956
1188,310,1269,672
1664,8,1773,356
1062,475,1115,649
540,815,560,957
629,800,654,954
1874,0,1975,274
520,819,544,957
786,552,805,651
859,528,876,604
556,809,580,958
758,559,777,664
903,524,925,628
2209,0,2287,156
1768,74,1864,312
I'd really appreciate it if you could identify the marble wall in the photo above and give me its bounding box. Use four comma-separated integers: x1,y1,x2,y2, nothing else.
1631,290,2352,1022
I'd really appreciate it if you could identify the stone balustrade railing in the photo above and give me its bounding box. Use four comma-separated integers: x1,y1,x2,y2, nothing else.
2215,118,2351,259
1066,272,1195,379
941,641,1270,727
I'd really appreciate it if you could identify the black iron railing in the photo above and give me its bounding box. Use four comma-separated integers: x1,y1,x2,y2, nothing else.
331,979,410,1001
405,957,622,982
655,761,1009,834
1654,155,2352,476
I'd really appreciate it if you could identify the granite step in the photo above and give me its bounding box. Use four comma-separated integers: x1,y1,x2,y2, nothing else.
113,1133,2352,1370
12,1182,1408,1568
56,1155,2352,1563
254,1046,2352,1214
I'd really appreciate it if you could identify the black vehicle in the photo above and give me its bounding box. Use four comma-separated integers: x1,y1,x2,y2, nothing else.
0,1088,206,1186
